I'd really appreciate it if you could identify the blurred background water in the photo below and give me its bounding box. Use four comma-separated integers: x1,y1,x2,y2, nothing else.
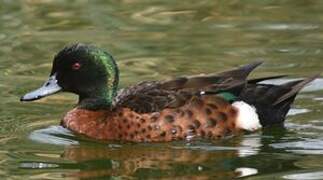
1,0,323,179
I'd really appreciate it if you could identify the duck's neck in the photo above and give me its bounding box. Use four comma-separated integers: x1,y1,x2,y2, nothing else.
78,90,114,110
77,50,120,110
78,73,119,110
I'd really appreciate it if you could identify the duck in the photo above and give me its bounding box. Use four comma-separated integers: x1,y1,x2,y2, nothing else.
21,43,318,142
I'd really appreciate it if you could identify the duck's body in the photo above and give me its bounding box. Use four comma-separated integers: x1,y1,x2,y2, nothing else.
21,43,318,142
63,96,241,142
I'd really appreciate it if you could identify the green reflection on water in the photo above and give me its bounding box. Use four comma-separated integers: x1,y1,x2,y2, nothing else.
1,0,323,179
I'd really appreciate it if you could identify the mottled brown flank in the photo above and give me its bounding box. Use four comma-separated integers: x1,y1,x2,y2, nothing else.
123,118,127,123
140,118,146,123
205,108,212,115
207,103,218,109
192,120,201,128
186,110,193,118
187,125,195,133
148,125,152,131
164,115,174,123
151,113,159,122
160,131,166,137
207,131,213,138
206,118,217,127
179,110,185,117
218,112,227,121
229,108,237,116
61,96,242,142
129,114,134,118
200,130,205,137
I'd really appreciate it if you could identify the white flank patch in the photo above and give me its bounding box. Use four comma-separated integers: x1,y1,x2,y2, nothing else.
232,101,262,131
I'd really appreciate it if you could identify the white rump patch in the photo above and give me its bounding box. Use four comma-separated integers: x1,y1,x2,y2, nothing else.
232,101,262,131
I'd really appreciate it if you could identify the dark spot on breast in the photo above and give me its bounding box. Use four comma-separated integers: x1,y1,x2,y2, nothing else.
192,120,201,129
187,125,196,133
207,103,218,109
141,128,146,133
148,125,152,131
160,131,166,137
200,130,205,137
164,115,174,123
129,114,134,118
140,118,146,123
118,112,123,117
205,108,212,115
118,134,123,139
137,123,141,128
218,112,227,121
134,130,138,135
123,118,128,123
124,132,128,137
126,124,130,129
186,110,193,118
206,118,217,127
118,124,122,129
146,134,151,139
130,133,134,138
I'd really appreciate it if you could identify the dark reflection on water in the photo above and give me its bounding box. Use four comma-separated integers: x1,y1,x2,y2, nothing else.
1,0,323,179
1,125,320,179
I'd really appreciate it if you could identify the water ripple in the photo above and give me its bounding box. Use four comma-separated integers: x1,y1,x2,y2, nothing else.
29,126,78,146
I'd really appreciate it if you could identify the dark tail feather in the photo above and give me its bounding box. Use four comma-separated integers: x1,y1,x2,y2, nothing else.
209,61,263,95
160,61,263,91
273,74,319,106
218,61,263,80
240,74,319,127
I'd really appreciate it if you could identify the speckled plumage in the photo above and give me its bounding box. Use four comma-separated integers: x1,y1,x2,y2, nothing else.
63,95,240,142
21,43,319,142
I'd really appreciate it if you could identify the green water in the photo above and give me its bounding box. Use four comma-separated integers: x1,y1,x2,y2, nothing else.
1,0,323,179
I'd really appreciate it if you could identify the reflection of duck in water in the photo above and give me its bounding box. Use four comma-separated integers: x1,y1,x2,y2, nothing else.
62,143,240,179
23,126,297,179
21,43,318,142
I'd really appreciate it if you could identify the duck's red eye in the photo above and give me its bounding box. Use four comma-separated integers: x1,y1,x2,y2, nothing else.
72,62,81,70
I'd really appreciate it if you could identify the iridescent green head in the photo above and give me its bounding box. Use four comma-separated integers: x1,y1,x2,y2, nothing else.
21,43,119,109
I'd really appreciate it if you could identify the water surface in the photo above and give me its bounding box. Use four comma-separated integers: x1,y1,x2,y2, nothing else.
1,0,323,179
